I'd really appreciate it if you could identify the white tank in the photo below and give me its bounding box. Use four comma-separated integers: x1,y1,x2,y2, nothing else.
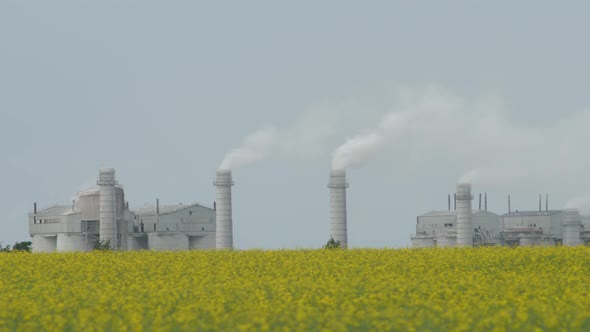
56,234,87,252
456,183,473,247
519,236,538,247
77,188,100,221
214,170,234,249
562,209,581,246
148,233,189,251
189,234,215,249
98,168,118,249
411,236,435,248
32,235,57,253
328,169,348,249
436,234,457,248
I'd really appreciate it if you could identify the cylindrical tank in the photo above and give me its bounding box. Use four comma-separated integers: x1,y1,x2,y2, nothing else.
562,209,581,246
436,234,457,248
32,235,57,253
456,183,473,247
214,170,234,249
56,234,87,252
519,236,538,247
328,169,349,249
77,188,100,221
412,237,435,248
98,168,118,250
148,233,189,251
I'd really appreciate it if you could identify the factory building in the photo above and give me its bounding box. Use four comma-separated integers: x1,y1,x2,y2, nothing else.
411,184,586,247
411,210,502,248
28,168,216,252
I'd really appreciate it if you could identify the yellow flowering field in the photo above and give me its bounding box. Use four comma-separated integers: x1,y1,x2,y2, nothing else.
1,247,590,331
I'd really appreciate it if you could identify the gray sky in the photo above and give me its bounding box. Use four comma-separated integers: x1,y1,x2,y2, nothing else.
1,1,590,248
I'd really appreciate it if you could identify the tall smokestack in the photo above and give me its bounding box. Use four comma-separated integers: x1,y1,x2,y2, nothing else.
508,195,511,214
479,193,482,210
454,193,457,210
484,193,487,211
328,169,349,249
562,209,581,246
448,194,451,211
538,194,542,213
546,194,548,212
214,170,234,249
456,183,473,247
98,168,118,249
33,202,37,223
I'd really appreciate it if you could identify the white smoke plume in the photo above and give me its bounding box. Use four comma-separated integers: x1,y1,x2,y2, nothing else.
331,111,414,170
219,97,383,170
331,86,460,170
219,127,278,170
326,86,590,213
565,197,590,216
221,85,590,211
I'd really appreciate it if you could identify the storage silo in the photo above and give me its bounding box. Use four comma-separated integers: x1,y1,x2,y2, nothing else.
56,233,86,252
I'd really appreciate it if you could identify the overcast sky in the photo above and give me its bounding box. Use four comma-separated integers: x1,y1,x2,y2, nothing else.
1,1,590,248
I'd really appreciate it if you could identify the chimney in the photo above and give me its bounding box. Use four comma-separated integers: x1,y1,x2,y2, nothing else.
485,193,488,211
98,168,118,250
328,169,349,249
213,201,217,211
156,198,160,215
214,169,234,249
448,194,451,211
456,183,473,247
454,193,457,210
563,209,581,246
538,194,542,213
508,194,511,214
479,193,482,210
33,202,37,223
546,194,548,213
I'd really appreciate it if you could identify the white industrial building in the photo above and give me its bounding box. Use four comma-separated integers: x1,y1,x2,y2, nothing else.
411,184,586,248
28,168,217,252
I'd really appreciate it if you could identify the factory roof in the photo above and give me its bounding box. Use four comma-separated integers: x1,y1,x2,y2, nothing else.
133,203,213,216
420,210,498,217
76,186,100,196
35,205,76,216
501,210,562,217
421,210,456,217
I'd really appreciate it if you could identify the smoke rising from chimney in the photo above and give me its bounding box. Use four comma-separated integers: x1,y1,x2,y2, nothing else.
219,127,278,170
221,86,590,212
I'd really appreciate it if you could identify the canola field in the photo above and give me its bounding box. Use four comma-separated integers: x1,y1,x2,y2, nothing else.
1,247,590,331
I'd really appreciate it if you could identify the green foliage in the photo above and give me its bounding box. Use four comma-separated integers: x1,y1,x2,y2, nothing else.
12,241,32,252
0,242,11,253
93,240,112,251
0,241,32,253
323,236,341,249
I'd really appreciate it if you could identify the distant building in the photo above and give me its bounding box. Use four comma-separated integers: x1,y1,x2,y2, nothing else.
28,169,215,252
411,186,585,248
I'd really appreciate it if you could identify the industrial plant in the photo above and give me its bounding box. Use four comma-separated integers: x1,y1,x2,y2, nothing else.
411,183,590,248
28,168,237,252
27,167,589,252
